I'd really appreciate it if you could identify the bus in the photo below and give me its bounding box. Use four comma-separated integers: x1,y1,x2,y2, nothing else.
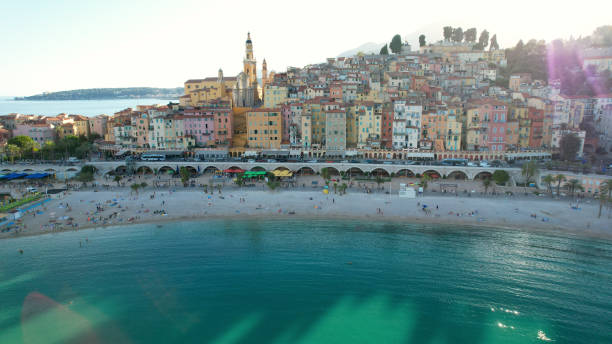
141,154,166,161
441,158,468,166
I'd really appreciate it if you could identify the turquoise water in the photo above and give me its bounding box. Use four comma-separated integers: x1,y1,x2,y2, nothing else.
1,220,611,343
0,97,172,117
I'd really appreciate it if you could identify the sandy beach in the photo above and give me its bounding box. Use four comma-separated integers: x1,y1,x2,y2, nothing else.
2,184,611,241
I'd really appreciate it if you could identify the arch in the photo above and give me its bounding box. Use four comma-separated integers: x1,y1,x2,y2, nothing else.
370,168,390,177
44,168,56,172
396,169,414,177
273,166,291,172
250,166,266,172
183,166,198,176
136,166,153,174
203,166,220,174
296,166,315,175
66,167,78,172
473,171,493,180
23,168,34,172
423,169,441,179
1,168,12,172
115,165,128,174
158,166,175,175
321,166,340,175
346,167,365,176
447,170,468,180
228,166,242,171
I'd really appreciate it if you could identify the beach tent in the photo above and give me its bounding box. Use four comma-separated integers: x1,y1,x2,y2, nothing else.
271,170,293,177
242,171,267,178
0,173,28,180
25,173,50,179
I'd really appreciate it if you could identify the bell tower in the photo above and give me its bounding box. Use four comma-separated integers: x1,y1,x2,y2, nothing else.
243,32,258,101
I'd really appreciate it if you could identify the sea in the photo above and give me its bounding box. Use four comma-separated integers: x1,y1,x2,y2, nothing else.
0,219,611,343
0,96,174,117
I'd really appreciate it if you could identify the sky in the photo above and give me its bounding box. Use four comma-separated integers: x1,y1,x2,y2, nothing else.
1,0,610,96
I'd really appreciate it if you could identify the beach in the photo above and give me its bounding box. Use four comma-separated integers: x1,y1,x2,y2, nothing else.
2,185,611,240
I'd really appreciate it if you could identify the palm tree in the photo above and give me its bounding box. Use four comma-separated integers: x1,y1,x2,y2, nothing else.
114,175,122,186
5,144,20,164
599,180,612,218
130,183,140,195
521,161,539,194
321,168,330,182
555,174,566,197
482,178,491,195
420,174,432,191
375,175,384,190
542,175,554,197
565,179,580,198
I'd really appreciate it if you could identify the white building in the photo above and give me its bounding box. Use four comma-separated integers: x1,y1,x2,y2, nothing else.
392,100,422,149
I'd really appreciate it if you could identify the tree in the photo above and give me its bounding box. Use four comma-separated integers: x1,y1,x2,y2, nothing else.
465,28,477,43
76,171,94,183
179,167,190,186
592,25,612,46
5,144,20,163
482,178,491,194
8,135,38,159
379,43,389,55
489,34,499,50
492,170,510,185
420,174,432,191
443,26,453,41
559,133,581,161
521,161,538,193
542,174,554,196
478,30,489,50
452,27,464,42
390,34,402,54
130,183,140,195
266,180,280,191
114,175,122,186
419,34,426,47
321,168,330,182
565,179,582,198
599,180,612,218
555,174,566,196
340,183,348,195
375,175,384,190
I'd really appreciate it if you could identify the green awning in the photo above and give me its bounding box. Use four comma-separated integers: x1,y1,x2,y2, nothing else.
242,171,267,178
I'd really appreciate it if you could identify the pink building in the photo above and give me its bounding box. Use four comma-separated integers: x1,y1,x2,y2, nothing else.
180,115,215,147
281,104,291,143
13,122,56,144
88,115,109,138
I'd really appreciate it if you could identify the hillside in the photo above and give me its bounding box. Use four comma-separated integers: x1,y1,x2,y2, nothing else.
15,87,184,101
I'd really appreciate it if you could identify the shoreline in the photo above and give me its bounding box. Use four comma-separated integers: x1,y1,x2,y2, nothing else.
2,188,611,242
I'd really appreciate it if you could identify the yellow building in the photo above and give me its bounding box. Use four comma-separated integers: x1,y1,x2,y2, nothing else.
69,115,90,136
355,101,381,147
263,85,288,108
247,109,282,149
57,123,76,139
183,69,237,107
510,105,530,148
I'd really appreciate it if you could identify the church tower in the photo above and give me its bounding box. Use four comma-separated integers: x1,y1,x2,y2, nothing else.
261,58,268,92
243,32,258,100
